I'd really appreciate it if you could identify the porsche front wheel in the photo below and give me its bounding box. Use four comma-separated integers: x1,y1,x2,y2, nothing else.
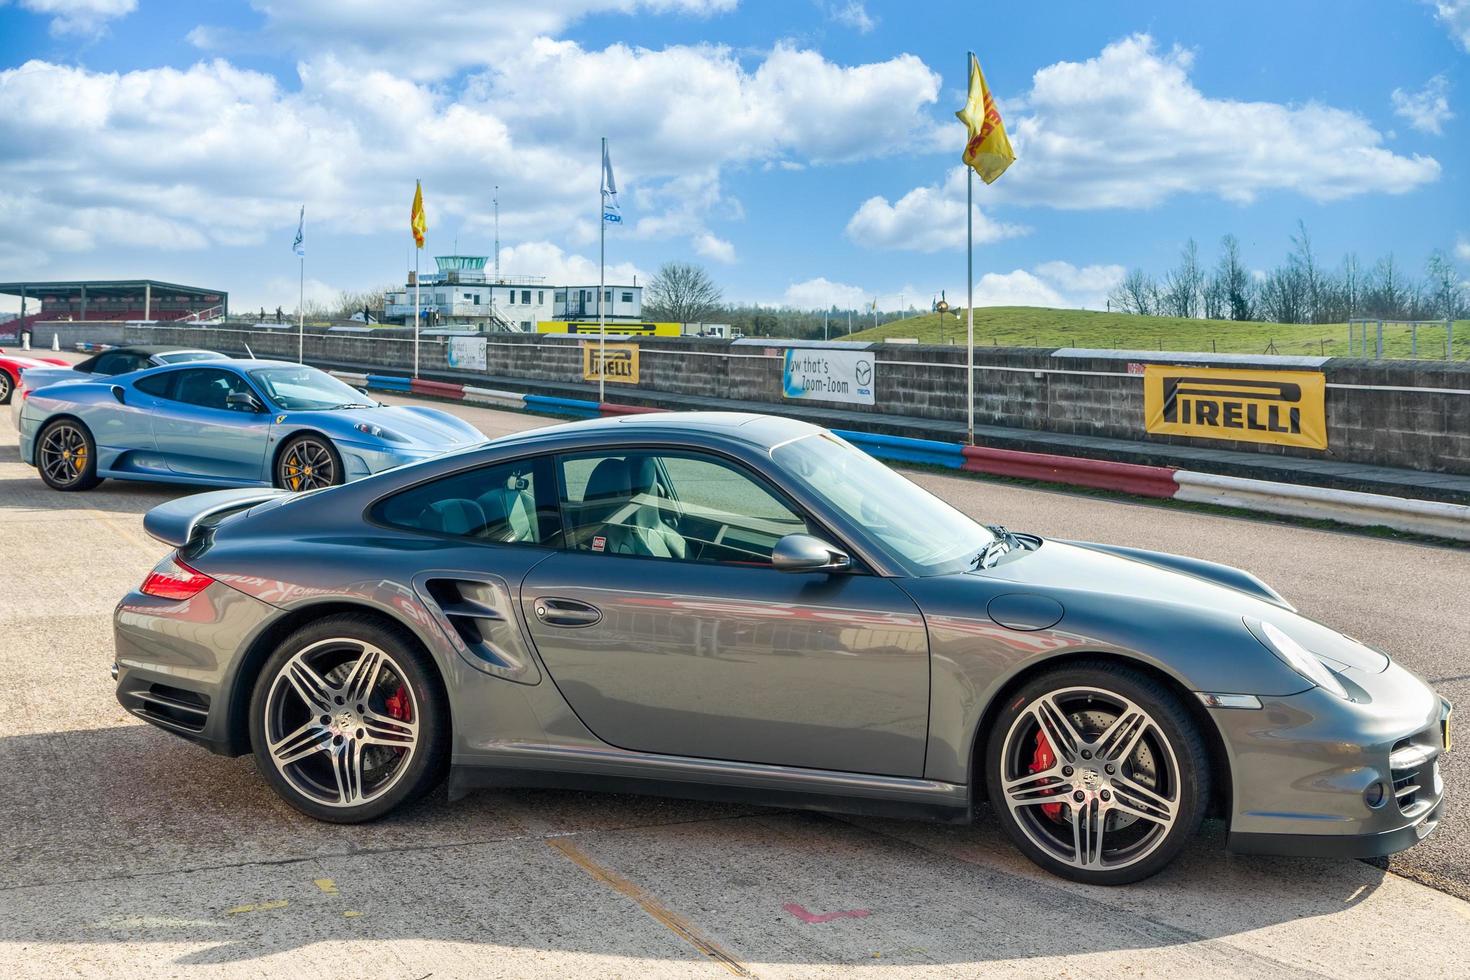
985,662,1210,885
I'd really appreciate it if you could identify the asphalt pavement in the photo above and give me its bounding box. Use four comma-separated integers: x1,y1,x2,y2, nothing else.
2,374,1469,978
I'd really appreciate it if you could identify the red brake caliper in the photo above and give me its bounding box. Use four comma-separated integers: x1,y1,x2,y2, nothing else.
1029,729,1064,822
385,686,412,722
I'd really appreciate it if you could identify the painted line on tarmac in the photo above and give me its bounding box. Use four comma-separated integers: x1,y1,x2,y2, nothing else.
546,837,754,978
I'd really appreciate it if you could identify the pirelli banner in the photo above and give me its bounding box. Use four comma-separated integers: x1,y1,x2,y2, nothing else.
1143,365,1328,450
583,341,639,384
541,320,681,337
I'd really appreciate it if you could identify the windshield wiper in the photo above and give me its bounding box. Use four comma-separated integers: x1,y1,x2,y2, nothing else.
328,402,376,410
971,525,1027,569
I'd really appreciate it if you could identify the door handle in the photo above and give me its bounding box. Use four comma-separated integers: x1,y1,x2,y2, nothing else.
532,597,602,628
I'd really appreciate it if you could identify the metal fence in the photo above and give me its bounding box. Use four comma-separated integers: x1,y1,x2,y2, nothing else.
1347,318,1456,359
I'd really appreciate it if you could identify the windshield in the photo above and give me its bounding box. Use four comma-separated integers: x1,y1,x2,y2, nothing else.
248,366,374,411
771,432,997,576
156,350,221,364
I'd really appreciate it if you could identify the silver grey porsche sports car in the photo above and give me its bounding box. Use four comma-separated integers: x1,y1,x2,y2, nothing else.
114,412,1451,884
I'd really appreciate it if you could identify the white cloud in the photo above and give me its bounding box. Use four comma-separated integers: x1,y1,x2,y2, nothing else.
1457,236,1470,262
1030,261,1126,308
845,167,1028,251
193,0,739,81
497,241,647,286
1392,75,1453,134
0,36,939,274
827,1,875,32
693,233,736,263
10,0,135,36
970,270,1067,308
1000,34,1439,208
1424,0,1470,52
782,277,868,309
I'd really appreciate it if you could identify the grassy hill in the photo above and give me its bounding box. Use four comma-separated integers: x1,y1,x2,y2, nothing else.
846,306,1470,360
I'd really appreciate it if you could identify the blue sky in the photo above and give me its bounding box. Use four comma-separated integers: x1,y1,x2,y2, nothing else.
1,0,1467,314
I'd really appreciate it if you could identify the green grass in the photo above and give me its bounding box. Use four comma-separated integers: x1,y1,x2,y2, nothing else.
848,306,1470,360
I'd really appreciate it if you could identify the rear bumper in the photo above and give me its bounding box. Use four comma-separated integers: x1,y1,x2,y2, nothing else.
113,579,282,756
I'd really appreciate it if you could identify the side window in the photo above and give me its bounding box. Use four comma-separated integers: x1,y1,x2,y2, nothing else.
374,457,557,545
557,451,810,565
171,368,255,411
93,351,143,375
133,372,176,399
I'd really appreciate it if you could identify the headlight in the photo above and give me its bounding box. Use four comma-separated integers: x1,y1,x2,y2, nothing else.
355,422,409,443
1251,619,1350,700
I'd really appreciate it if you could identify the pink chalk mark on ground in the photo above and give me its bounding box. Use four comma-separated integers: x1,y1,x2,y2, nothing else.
783,902,871,924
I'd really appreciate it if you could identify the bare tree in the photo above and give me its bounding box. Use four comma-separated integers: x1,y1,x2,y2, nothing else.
1160,239,1204,318
1108,268,1159,316
1257,264,1308,324
1290,221,1324,323
1363,254,1409,318
1426,250,1466,320
644,262,723,324
1215,234,1255,322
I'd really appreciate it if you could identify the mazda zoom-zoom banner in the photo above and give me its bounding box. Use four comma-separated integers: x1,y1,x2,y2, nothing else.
1143,365,1327,450
781,349,875,405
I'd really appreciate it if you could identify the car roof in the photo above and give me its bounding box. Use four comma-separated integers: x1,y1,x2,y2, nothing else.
496,411,826,453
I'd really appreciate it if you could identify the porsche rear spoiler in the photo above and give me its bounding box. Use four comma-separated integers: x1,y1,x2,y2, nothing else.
143,488,292,548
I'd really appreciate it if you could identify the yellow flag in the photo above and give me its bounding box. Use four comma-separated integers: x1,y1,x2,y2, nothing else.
410,180,427,248
955,52,1014,184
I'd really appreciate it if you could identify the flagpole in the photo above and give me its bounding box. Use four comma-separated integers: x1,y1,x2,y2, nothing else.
298,253,304,364
414,180,421,379
966,51,976,446
599,136,607,405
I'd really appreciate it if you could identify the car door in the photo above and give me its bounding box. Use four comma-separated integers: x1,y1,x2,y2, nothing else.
519,448,931,778
151,367,271,482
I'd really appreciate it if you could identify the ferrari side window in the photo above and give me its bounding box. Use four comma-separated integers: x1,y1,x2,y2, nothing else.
171,368,255,411
133,372,176,398
372,457,558,546
556,451,810,565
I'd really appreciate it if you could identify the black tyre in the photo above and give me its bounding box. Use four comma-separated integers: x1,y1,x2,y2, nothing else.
275,433,344,490
248,613,449,823
984,660,1210,885
0,370,13,405
36,418,103,491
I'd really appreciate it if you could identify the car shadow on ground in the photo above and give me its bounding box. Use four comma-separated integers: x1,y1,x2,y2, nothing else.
2,722,1424,973
0,471,192,515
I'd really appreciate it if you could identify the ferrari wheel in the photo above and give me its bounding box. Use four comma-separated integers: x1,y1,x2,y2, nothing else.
276,434,343,491
0,370,12,404
249,614,448,822
37,419,103,491
985,661,1209,885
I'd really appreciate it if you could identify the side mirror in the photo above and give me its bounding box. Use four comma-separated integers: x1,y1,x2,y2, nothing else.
110,384,126,404
226,391,262,413
771,533,851,573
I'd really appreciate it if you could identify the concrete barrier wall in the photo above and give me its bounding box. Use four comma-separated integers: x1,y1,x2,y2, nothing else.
115,323,1470,476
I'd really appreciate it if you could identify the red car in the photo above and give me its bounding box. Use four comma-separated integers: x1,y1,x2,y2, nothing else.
0,348,69,405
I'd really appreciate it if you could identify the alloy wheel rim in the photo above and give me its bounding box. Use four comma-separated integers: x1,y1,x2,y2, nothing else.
40,424,87,486
263,637,419,808
1000,686,1181,872
0,373,10,400
281,439,336,490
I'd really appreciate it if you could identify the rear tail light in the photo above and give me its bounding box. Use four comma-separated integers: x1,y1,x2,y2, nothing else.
140,555,215,600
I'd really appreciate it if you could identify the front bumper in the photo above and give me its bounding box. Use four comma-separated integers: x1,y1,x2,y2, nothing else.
1212,659,1448,859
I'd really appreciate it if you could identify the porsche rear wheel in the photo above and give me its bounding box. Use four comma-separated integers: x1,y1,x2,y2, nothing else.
249,613,449,822
275,434,343,491
37,419,103,491
985,661,1209,885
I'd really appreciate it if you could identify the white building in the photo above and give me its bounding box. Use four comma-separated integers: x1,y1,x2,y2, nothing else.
385,255,641,331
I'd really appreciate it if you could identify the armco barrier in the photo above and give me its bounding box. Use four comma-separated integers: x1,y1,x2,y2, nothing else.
354,372,1470,540
410,378,466,400
1173,472,1470,541
962,446,1179,499
365,373,412,392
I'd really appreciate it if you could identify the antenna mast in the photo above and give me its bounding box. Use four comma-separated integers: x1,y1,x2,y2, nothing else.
493,185,500,282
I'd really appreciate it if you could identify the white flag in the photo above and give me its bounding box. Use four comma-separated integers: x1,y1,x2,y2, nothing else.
602,142,622,223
